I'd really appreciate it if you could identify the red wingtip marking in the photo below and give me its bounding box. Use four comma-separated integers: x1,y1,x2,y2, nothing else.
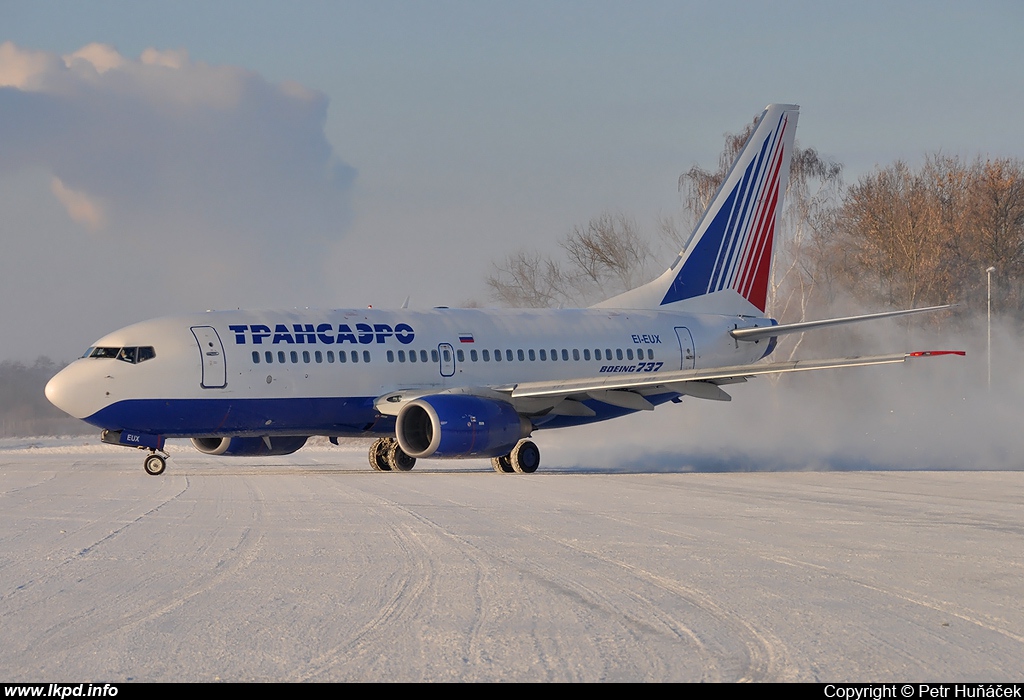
908,351,966,357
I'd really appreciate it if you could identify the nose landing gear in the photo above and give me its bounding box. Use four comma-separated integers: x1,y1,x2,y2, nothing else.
143,451,168,476
100,430,170,476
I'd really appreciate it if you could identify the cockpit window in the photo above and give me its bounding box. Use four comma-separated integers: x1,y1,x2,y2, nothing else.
88,346,156,364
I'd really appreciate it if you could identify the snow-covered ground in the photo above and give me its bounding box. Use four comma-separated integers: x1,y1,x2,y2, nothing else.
0,439,1021,682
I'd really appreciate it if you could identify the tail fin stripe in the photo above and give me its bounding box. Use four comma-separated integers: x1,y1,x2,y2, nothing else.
742,152,784,298
733,114,787,299
736,116,789,297
743,114,791,301
710,134,774,295
724,127,779,292
740,172,781,300
708,153,758,294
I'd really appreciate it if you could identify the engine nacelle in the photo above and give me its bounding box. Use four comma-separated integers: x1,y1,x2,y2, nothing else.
190,436,308,456
396,395,531,459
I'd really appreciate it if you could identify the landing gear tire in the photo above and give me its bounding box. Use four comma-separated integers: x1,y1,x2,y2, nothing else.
143,453,166,476
510,439,540,474
386,441,416,472
369,438,393,471
491,454,515,473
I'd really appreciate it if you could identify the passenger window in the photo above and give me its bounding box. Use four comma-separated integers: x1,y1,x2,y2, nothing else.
408,350,416,363
351,351,359,363
397,350,405,363
420,350,428,363
616,349,623,361
265,351,273,364
517,349,524,361
539,349,547,361
482,349,490,361
470,349,478,362
561,349,569,361
290,351,298,363
315,351,323,363
550,349,558,361
528,349,535,361
327,351,335,363
252,351,260,364
431,350,439,363
494,349,502,362
388,350,395,363
626,348,633,361
363,350,371,363
572,349,580,361
457,349,465,362
338,352,346,363
278,351,286,364
302,351,310,363
648,349,654,360
506,349,513,361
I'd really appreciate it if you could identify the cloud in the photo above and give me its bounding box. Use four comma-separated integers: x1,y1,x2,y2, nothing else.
0,42,356,357
49,176,106,231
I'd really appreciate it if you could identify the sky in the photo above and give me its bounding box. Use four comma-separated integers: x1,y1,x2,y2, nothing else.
3,1,1024,362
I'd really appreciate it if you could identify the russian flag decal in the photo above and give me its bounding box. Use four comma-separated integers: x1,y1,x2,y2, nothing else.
458,333,474,343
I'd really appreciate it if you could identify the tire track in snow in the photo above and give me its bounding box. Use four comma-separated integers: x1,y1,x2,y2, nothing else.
355,488,721,682
0,473,271,675
288,482,439,682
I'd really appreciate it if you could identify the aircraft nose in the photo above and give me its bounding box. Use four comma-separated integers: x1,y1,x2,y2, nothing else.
45,362,96,419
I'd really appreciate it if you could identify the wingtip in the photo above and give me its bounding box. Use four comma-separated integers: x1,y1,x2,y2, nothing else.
907,350,966,357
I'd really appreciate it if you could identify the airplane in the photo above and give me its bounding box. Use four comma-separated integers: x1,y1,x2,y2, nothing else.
44,104,962,476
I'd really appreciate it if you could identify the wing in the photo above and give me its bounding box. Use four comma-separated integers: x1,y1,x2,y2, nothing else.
374,351,964,418
512,351,963,398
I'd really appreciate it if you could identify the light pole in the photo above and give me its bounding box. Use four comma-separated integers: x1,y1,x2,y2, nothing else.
987,266,996,390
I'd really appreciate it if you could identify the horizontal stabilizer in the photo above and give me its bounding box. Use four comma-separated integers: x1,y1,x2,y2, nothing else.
730,305,955,342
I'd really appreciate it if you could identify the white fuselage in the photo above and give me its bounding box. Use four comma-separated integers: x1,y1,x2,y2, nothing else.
46,307,776,438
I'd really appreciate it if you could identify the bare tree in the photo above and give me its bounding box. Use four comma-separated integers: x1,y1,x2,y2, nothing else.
487,213,652,307
487,250,567,308
829,155,1024,319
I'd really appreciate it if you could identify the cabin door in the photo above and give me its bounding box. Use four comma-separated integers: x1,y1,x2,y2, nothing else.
191,326,227,388
674,327,695,370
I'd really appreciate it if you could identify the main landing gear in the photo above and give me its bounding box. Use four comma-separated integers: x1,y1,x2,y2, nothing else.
491,439,540,474
367,437,541,474
368,437,416,472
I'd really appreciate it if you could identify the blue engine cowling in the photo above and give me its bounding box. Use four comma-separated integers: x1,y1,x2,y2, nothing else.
190,436,308,456
396,395,530,459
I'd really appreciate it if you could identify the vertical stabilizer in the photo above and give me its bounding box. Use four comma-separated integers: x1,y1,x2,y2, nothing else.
596,104,799,315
